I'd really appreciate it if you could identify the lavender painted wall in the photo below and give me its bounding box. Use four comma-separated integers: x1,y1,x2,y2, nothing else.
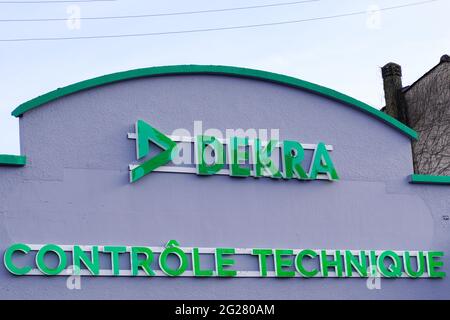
0,73,449,299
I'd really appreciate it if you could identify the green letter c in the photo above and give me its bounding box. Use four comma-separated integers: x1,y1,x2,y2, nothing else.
4,243,32,275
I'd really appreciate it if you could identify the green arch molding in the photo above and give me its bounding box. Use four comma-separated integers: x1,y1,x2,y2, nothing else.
11,65,418,140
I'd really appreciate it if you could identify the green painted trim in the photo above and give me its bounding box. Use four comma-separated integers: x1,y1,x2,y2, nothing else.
0,154,26,166
409,174,450,185
11,65,418,140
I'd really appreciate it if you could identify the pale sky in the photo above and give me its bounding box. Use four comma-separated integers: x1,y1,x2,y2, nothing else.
0,0,449,154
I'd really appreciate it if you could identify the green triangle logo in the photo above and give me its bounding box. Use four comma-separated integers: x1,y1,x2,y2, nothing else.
130,120,176,183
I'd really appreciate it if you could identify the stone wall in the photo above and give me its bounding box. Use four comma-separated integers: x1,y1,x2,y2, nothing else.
382,55,450,175
405,58,450,175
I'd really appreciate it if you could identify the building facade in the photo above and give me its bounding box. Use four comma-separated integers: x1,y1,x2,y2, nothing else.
0,65,449,299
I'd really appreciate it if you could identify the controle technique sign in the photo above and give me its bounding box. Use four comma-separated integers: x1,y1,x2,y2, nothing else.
3,241,445,278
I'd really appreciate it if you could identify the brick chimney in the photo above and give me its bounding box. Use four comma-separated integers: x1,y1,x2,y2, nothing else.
381,62,407,123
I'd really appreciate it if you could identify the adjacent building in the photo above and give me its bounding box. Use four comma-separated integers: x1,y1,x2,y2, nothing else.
382,55,450,175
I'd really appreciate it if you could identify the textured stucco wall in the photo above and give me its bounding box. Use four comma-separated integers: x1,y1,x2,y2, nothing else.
0,74,449,299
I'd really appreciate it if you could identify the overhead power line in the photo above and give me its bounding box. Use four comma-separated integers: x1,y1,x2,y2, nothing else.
0,0,115,3
0,0,319,22
0,0,441,42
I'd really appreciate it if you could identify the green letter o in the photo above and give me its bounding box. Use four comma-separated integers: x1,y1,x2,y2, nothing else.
36,244,67,275
159,247,188,277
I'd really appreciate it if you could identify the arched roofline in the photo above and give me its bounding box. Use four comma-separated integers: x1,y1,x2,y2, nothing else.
11,65,418,140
